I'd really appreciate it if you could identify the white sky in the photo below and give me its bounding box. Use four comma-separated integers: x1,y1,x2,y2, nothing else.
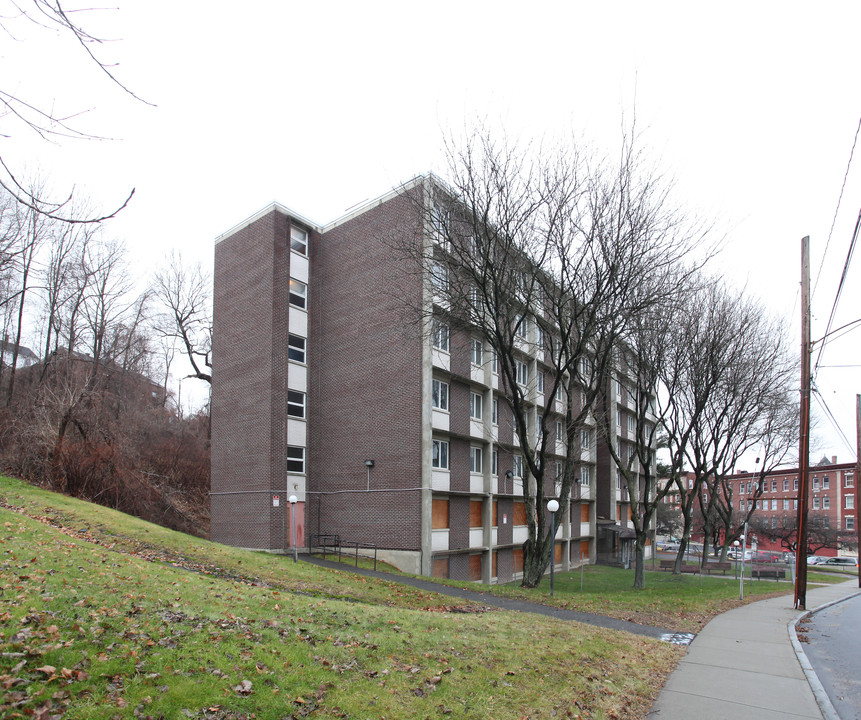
4,1,861,465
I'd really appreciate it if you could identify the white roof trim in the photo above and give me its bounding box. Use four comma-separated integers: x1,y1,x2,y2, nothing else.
214,173,443,245
214,202,321,246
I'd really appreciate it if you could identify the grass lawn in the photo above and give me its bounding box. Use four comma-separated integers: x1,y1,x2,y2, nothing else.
1,476,681,720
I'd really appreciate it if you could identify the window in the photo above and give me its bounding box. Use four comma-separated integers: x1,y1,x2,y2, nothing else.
492,450,498,476
537,372,544,393
492,397,498,424
512,455,523,478
432,319,449,352
491,350,498,373
431,203,449,241
581,466,590,486
617,410,622,427
514,314,527,339
627,414,635,433
556,420,563,442
470,392,483,420
847,516,856,531
432,440,449,469
469,235,483,259
288,334,306,363
290,226,308,255
846,473,854,488
823,516,830,528
432,379,449,411
555,384,563,402
812,497,820,510
555,462,563,480
823,496,830,509
739,499,744,510
783,479,789,491
783,499,789,511
581,429,590,450
794,478,799,491
771,480,777,492
470,338,483,365
794,499,798,510
289,278,307,309
286,446,305,473
287,390,305,418
516,360,528,386
470,446,482,473
813,477,820,490
432,261,448,294
739,482,744,494
822,475,829,489
771,499,777,510
771,517,778,529
846,495,855,510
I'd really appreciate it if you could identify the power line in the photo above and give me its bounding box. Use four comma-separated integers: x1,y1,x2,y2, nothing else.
813,207,861,373
813,115,861,299
811,387,856,458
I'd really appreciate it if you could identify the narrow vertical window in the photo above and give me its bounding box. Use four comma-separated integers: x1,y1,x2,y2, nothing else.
290,227,308,255
287,390,306,418
289,278,307,309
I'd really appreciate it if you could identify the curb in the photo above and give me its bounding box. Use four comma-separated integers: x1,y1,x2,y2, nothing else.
788,589,861,720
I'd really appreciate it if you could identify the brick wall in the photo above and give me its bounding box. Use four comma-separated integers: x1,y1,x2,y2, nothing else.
307,190,425,551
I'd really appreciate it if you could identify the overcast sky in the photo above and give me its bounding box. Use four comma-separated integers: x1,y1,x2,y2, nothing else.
5,1,861,465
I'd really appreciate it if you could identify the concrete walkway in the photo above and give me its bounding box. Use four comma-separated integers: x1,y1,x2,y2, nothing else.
647,580,861,720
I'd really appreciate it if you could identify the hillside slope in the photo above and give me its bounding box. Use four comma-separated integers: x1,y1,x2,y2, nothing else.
0,477,680,719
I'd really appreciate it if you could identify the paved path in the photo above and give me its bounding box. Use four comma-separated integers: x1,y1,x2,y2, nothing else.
647,580,861,720
302,555,683,640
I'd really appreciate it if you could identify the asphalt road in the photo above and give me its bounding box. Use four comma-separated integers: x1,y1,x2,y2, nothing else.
804,592,861,719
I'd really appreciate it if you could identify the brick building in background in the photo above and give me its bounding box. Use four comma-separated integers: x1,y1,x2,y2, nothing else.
733,457,857,558
211,177,644,583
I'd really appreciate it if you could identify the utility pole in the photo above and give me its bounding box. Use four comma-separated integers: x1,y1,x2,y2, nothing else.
856,395,860,588
795,236,811,610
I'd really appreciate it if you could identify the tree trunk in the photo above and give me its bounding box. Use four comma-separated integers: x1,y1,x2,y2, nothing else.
521,536,551,588
633,536,647,589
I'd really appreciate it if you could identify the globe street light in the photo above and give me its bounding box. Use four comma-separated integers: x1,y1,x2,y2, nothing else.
547,499,560,596
289,495,298,563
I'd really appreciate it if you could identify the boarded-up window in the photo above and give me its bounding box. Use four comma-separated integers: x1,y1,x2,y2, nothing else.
580,540,589,560
492,550,498,578
554,543,562,563
513,501,528,526
616,503,622,521
433,556,449,578
513,548,523,574
469,553,482,581
432,499,449,529
492,501,498,527
470,500,483,528
580,503,589,522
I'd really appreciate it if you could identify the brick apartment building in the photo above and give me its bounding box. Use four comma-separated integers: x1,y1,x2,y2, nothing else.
733,457,857,558
211,176,644,583
659,460,858,558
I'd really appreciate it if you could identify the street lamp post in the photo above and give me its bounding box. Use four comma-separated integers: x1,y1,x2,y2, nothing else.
738,533,746,600
547,499,559,596
733,539,740,580
289,495,298,563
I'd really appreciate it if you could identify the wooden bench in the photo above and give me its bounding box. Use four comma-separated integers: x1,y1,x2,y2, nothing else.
659,560,675,571
680,563,699,574
752,567,786,580
703,562,732,575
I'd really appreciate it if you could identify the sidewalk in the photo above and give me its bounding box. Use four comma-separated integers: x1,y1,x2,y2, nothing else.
647,579,861,720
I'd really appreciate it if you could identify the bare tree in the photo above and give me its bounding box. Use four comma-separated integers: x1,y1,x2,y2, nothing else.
151,252,212,385
401,126,703,587
660,279,798,572
748,512,853,556
0,1,145,222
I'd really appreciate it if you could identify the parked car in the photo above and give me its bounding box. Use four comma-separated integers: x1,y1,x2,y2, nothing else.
823,557,858,568
807,555,826,565
753,551,782,564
